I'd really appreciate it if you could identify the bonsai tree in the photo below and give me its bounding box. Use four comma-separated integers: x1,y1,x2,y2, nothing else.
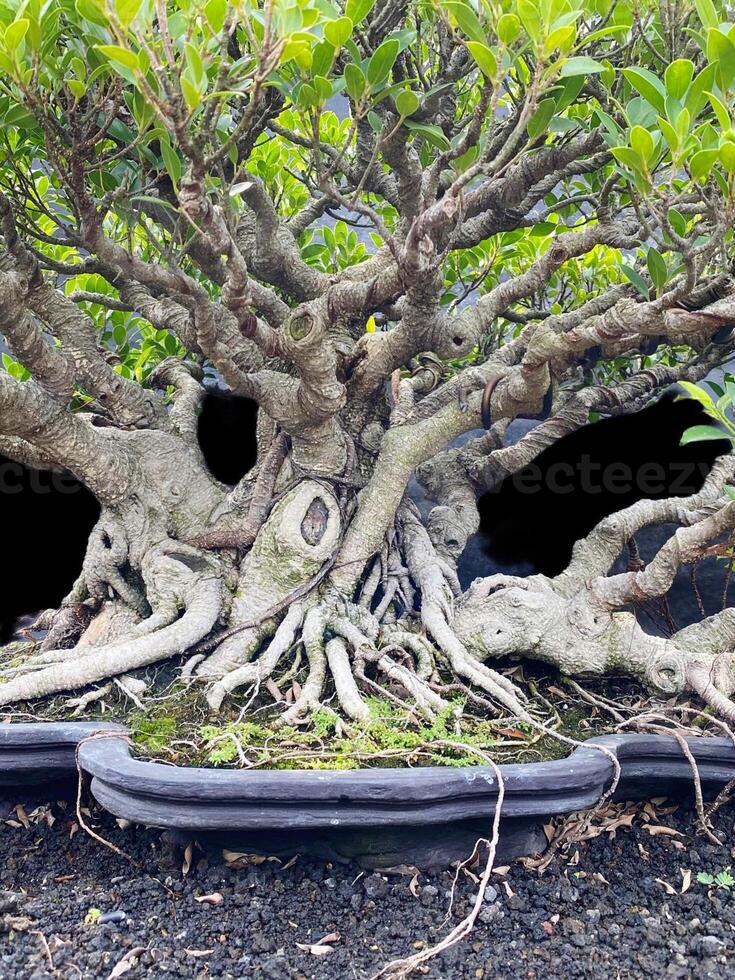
1,0,735,725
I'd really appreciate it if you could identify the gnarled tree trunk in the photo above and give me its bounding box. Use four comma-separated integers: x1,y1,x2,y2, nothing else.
1,0,734,727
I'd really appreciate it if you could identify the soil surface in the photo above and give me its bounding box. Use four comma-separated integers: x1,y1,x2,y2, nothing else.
0,792,733,978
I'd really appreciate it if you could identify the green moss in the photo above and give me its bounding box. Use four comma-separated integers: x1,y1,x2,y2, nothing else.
130,714,178,753
14,654,644,770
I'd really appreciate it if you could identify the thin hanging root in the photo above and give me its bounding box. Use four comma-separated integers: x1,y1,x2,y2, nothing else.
0,575,224,704
423,602,530,719
181,653,205,680
280,606,329,725
205,603,304,712
375,652,448,720
374,578,399,622
359,556,382,609
63,684,112,716
326,636,372,723
381,628,436,679
114,674,147,708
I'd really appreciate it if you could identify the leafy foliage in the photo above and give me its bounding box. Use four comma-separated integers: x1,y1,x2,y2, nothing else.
1,0,734,388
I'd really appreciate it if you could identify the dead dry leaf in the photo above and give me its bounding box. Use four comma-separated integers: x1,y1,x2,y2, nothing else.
222,850,279,868
655,878,677,895
296,943,334,956
194,893,223,905
680,869,692,893
107,946,145,979
645,825,684,838
295,932,340,956
182,842,193,876
184,949,213,957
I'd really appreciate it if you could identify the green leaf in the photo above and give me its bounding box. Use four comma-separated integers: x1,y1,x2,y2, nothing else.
694,0,719,30
367,109,381,132
115,0,142,26
657,115,680,152
181,76,201,110
685,63,717,119
367,37,399,87
630,125,654,162
497,13,520,44
517,0,542,43
96,44,140,71
554,74,584,111
404,119,451,150
159,137,181,186
646,247,668,292
205,0,226,32
395,88,419,117
312,39,335,77
706,90,730,130
623,66,666,114
545,24,575,54
621,263,650,298
690,147,719,180
68,78,86,98
707,28,735,89
344,62,365,102
680,424,729,445
667,207,687,235
75,0,109,27
560,56,605,77
466,41,496,77
678,381,718,412
4,18,28,50
611,145,647,174
324,16,352,48
720,140,735,172
664,58,694,99
443,0,486,44
185,42,204,85
313,75,332,102
344,0,376,26
527,98,555,140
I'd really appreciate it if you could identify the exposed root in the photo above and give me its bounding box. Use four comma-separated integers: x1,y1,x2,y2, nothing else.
280,605,329,724
205,603,304,712
63,685,111,716
0,543,225,704
326,636,371,723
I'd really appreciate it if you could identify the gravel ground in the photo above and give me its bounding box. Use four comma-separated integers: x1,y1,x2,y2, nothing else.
0,794,734,979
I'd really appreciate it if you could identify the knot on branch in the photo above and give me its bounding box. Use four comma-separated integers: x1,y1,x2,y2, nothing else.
179,175,209,223
403,192,461,278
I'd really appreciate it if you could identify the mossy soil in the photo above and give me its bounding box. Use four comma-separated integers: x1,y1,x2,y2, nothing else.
1,644,654,770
